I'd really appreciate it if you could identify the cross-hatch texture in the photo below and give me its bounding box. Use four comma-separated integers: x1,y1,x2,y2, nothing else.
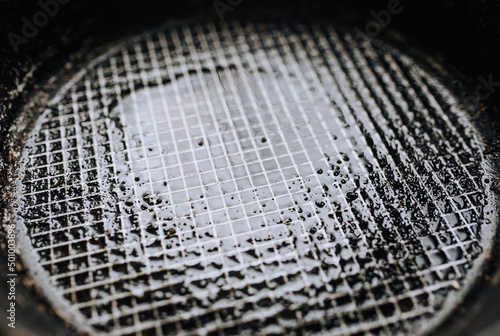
15,20,488,336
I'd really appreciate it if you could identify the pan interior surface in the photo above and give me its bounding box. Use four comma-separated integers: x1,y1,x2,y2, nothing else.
11,19,495,336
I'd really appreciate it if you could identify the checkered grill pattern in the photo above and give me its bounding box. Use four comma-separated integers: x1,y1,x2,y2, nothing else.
15,20,489,336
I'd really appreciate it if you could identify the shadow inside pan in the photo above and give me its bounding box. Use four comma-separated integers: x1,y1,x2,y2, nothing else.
9,18,498,336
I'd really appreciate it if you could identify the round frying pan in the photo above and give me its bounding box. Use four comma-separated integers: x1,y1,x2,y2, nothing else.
0,1,499,335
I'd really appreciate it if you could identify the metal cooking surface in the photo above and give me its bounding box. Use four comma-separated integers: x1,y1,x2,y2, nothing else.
12,20,495,335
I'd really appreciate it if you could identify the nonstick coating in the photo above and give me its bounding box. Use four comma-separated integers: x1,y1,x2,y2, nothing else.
0,1,499,336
